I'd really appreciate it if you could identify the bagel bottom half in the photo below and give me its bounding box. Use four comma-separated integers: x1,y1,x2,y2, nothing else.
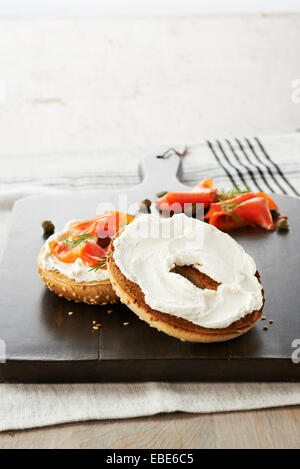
38,248,119,305
107,241,264,343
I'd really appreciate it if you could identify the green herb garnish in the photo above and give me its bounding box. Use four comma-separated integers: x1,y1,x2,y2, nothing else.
220,200,242,223
62,233,94,251
217,186,250,202
217,185,249,224
89,257,107,271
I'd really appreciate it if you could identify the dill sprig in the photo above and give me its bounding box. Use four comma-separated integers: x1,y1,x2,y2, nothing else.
217,186,250,202
221,200,238,213
220,200,242,222
62,233,94,251
88,256,107,272
217,185,250,223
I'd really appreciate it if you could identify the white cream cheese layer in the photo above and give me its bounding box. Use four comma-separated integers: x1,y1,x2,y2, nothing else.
40,221,109,283
113,214,263,329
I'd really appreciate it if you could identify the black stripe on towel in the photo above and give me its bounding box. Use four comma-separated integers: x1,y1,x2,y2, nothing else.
254,137,300,197
215,140,250,190
245,138,287,195
235,138,276,194
226,139,263,192
207,140,238,187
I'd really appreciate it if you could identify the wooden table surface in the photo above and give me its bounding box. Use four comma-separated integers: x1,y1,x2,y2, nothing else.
0,407,299,449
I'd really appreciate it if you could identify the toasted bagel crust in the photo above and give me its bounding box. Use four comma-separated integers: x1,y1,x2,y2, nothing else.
38,248,119,305
107,233,264,342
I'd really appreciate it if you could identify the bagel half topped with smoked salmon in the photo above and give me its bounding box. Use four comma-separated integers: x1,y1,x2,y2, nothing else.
38,211,134,305
108,213,264,342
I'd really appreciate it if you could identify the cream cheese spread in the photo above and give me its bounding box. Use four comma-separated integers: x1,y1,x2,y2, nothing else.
39,221,109,283
113,213,263,329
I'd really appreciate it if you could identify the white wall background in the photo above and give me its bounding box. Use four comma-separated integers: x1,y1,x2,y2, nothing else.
0,3,299,177
0,0,300,17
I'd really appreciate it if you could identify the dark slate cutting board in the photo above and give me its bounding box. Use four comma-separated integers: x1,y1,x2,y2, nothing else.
0,152,299,383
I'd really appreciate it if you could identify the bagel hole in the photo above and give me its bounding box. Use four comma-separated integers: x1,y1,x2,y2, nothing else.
171,265,220,291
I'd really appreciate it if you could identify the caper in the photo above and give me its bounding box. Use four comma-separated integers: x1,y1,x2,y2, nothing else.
156,191,168,199
42,220,55,234
139,199,152,213
277,217,289,231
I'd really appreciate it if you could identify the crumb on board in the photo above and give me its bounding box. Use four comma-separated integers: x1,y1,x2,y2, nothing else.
123,322,129,326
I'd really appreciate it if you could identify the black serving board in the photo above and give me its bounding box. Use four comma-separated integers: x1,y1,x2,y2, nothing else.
0,152,299,383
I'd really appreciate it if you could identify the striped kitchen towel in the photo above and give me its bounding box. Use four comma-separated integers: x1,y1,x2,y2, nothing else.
0,133,299,212
181,134,300,196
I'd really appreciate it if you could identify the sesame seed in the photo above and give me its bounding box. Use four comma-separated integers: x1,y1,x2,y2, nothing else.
123,322,129,326
269,319,274,324
93,326,99,331
68,311,74,316
263,326,269,331
261,316,266,321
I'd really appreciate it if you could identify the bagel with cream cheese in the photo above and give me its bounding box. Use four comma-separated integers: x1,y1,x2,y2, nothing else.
38,212,133,305
108,214,264,342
